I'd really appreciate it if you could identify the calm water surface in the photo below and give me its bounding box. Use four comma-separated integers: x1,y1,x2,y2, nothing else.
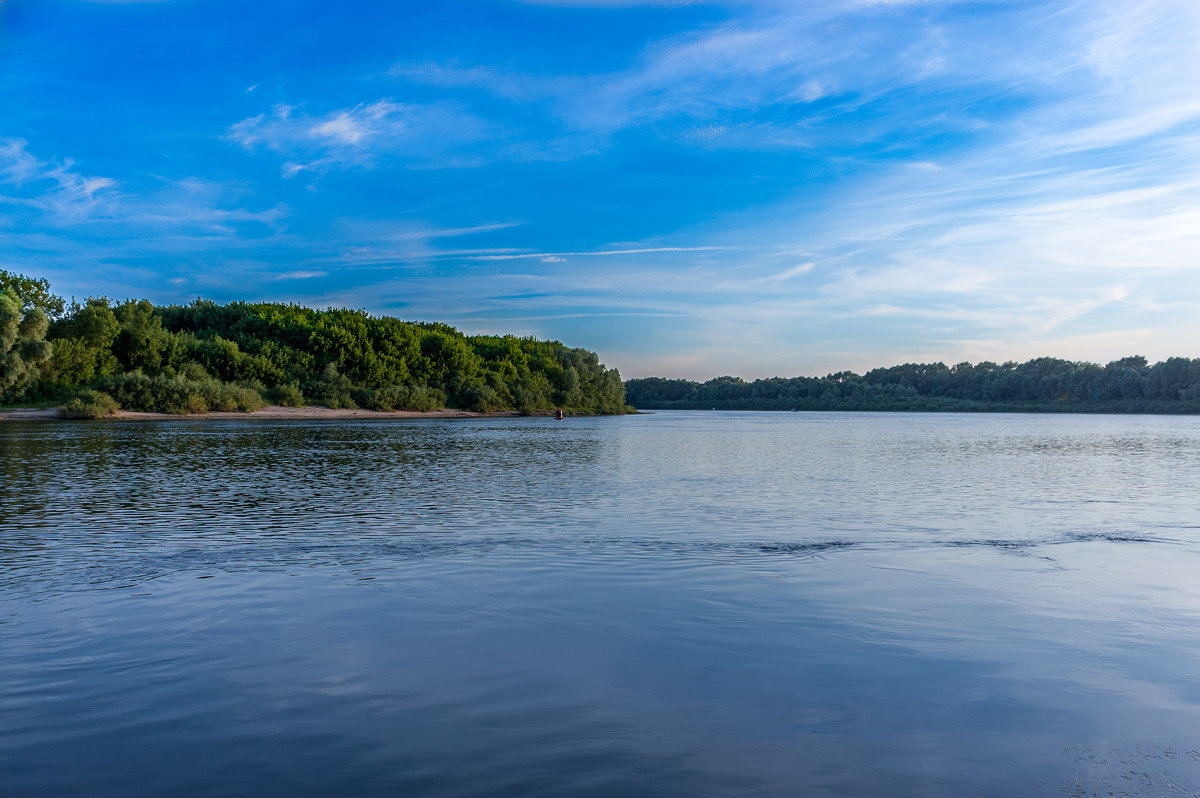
3,411,1200,796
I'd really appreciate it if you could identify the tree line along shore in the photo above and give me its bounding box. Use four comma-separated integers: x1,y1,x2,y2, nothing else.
0,271,629,419
7,270,1200,419
626,357,1200,414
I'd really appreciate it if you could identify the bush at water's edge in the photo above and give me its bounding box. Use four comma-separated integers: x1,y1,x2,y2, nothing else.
61,389,119,420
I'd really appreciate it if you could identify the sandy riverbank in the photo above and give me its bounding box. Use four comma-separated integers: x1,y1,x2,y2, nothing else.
0,405,528,422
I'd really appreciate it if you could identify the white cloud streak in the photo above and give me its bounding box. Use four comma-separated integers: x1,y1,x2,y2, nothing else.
468,246,732,261
0,138,118,221
227,100,494,175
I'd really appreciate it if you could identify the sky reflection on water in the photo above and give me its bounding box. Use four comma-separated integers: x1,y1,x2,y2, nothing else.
3,412,1200,796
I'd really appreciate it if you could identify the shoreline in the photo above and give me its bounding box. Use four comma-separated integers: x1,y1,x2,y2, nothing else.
0,405,529,422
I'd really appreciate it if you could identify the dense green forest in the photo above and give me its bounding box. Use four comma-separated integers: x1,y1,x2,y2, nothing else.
0,271,628,417
626,357,1200,414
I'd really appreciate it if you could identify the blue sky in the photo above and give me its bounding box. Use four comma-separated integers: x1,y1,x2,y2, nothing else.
2,0,1198,379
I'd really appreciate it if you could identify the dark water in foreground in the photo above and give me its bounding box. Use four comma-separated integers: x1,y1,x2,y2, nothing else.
3,411,1200,797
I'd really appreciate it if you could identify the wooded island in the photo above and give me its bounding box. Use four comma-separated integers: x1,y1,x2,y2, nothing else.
0,271,629,418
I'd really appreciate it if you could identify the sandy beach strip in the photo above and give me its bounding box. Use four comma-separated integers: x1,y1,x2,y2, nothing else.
0,405,527,422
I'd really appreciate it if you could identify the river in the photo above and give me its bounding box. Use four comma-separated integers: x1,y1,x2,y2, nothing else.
2,411,1199,796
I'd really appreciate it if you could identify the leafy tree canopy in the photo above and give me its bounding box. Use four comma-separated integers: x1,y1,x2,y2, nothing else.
0,270,66,320
2,272,628,415
0,289,53,400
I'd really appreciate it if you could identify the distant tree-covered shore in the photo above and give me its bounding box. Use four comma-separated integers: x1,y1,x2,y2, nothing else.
1,271,629,418
626,357,1200,414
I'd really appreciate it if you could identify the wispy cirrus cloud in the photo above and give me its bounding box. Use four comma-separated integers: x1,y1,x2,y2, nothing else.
0,139,292,301
226,100,495,175
384,222,521,240
389,0,1199,166
760,263,814,283
389,62,574,103
467,246,731,261
392,1,1020,148
333,240,726,268
0,138,118,221
512,0,710,6
120,178,288,237
0,139,288,239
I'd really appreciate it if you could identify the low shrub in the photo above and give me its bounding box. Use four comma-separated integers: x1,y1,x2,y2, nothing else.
208,383,265,413
61,389,120,420
266,381,305,407
361,383,445,412
303,364,356,409
95,371,265,414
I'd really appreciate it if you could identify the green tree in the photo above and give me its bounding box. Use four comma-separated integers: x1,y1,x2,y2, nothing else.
0,270,66,320
45,298,121,385
0,290,53,400
112,299,178,372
